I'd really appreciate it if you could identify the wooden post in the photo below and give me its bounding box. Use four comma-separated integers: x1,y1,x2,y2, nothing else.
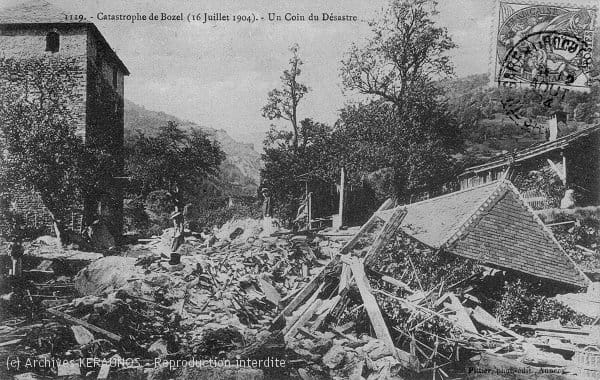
562,150,567,185
338,167,345,229
363,208,407,267
11,258,22,278
307,192,312,231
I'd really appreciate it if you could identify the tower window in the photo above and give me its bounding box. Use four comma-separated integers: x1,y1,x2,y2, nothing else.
113,68,118,88
45,31,60,53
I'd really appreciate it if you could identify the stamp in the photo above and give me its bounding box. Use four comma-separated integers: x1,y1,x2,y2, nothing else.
494,1,597,89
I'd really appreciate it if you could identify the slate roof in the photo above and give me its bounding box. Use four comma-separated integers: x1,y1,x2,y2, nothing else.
0,0,130,75
378,181,589,287
0,0,69,24
460,124,600,177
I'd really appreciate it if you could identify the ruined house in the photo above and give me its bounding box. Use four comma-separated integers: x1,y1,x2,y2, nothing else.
0,0,129,237
377,180,589,288
458,122,600,209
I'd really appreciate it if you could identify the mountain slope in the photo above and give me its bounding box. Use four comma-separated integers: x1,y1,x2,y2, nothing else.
124,100,262,196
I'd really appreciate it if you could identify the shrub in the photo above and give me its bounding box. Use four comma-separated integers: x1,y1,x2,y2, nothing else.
495,279,592,326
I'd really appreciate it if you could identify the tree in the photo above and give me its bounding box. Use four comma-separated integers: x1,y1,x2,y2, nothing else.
335,0,461,200
333,101,457,201
340,0,456,113
0,56,115,245
125,122,225,241
261,118,333,222
262,44,309,151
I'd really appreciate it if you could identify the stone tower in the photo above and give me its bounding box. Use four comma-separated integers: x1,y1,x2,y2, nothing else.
0,0,129,238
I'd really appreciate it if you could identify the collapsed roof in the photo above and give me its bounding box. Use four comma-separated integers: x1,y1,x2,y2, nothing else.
377,180,589,288
460,124,600,178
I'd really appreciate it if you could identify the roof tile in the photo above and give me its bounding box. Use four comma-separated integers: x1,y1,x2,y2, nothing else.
382,180,588,288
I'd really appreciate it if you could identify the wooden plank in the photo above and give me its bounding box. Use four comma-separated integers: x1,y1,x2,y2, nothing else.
348,259,395,354
272,256,339,329
97,363,110,380
311,295,341,331
259,278,281,306
349,259,420,371
513,324,590,335
339,263,351,294
284,298,323,341
281,283,324,335
46,308,121,341
471,306,522,339
381,275,414,294
0,339,21,347
444,294,479,335
363,208,407,266
340,198,394,255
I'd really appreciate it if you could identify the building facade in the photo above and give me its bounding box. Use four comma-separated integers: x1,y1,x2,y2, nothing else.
458,125,600,210
0,0,129,237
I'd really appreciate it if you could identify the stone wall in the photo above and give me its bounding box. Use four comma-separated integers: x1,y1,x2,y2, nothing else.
0,24,88,136
85,28,125,236
0,23,125,237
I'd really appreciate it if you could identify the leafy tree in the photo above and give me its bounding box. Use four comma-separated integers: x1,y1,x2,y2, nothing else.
333,101,458,201
334,0,461,200
260,118,333,222
340,0,456,113
125,122,225,236
0,56,115,245
262,44,309,151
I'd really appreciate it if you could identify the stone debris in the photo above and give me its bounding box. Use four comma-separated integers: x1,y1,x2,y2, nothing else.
0,218,346,379
1,214,600,379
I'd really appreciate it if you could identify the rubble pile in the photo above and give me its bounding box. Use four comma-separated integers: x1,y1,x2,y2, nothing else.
263,207,600,379
2,202,600,379
1,219,348,379
273,255,600,379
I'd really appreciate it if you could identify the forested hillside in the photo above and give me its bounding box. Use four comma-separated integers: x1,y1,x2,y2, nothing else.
124,100,262,196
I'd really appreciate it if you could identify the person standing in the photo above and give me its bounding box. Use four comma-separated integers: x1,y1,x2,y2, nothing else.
9,237,24,277
261,188,273,218
169,210,184,265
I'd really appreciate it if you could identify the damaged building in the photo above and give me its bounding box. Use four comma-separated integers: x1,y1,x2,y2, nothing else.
0,0,129,237
378,179,590,288
459,122,600,210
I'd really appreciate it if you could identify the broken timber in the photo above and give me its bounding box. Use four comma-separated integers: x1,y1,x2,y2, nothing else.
363,207,407,266
340,198,394,255
272,199,396,332
46,308,121,342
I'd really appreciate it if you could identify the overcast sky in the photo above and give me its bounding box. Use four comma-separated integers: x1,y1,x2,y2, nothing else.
4,0,577,148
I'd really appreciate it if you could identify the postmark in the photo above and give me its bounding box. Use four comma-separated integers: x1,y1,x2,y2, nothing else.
494,1,597,89
497,31,586,128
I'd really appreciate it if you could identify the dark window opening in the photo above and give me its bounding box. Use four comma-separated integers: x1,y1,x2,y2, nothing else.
45,32,59,53
112,68,118,88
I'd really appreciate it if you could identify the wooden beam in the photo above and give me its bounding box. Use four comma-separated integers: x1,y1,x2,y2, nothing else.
348,260,394,351
46,308,121,342
340,198,394,255
381,275,414,294
270,258,338,332
444,294,478,335
349,259,393,345
339,263,351,294
470,306,522,339
363,208,407,267
307,192,312,231
284,298,323,341
348,259,420,370
338,167,345,228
